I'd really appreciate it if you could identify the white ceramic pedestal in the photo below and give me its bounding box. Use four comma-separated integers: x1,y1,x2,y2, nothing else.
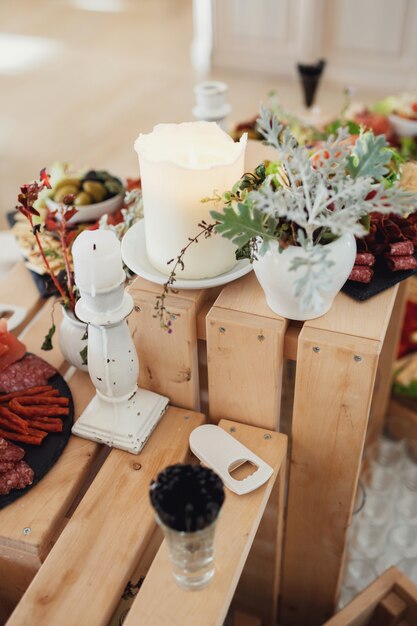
72,387,169,454
71,280,169,454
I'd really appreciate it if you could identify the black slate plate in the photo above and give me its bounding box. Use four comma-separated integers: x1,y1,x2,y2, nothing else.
0,368,74,509
342,253,417,301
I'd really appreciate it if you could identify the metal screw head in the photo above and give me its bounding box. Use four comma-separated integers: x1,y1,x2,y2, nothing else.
353,355,362,362
23,527,31,535
183,415,190,420
171,314,177,321
264,434,272,440
258,334,265,342
229,426,236,432
219,327,226,334
313,346,320,353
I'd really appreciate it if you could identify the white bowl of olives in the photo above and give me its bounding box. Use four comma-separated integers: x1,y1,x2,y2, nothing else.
45,170,124,224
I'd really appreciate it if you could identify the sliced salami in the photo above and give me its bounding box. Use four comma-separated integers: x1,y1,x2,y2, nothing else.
0,437,25,462
0,354,57,394
0,461,15,474
387,241,415,256
0,460,34,495
355,252,375,267
385,255,417,272
348,266,374,283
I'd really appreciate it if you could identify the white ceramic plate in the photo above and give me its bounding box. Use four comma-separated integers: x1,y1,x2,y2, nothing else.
121,220,252,289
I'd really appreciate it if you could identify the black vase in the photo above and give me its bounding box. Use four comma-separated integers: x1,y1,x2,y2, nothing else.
297,59,326,108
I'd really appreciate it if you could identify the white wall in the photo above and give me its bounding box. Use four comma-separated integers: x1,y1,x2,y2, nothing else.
195,0,417,91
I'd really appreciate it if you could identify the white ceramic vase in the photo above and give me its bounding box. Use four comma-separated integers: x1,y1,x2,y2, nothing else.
253,233,356,321
59,306,88,372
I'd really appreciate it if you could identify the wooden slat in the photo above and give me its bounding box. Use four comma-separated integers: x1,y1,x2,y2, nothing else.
207,275,288,429
393,574,417,625
367,280,408,446
322,568,403,626
0,262,43,335
369,592,408,626
233,611,262,626
124,420,287,626
213,272,281,320
128,276,214,411
309,286,399,343
281,328,382,626
233,453,286,624
7,407,205,626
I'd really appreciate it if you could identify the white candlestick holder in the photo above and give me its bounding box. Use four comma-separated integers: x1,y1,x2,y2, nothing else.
71,278,169,454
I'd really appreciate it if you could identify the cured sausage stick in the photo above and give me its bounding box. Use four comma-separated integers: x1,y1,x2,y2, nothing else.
0,386,53,402
9,399,69,417
0,416,28,434
15,396,69,406
0,407,29,432
0,428,43,445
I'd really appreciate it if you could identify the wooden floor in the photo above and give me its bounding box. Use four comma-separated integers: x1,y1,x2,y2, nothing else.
0,0,386,226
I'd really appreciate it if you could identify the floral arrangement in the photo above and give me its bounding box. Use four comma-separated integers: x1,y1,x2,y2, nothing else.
156,107,417,327
15,170,142,351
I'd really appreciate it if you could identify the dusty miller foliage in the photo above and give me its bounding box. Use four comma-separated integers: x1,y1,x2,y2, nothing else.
211,105,416,312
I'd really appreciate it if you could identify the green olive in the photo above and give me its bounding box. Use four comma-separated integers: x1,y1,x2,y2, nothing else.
53,185,80,203
53,178,81,193
74,191,93,206
82,181,106,203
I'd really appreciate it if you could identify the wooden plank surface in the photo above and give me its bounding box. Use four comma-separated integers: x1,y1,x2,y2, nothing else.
7,407,205,626
233,454,286,624
124,420,287,626
207,277,288,429
281,328,382,626
309,285,399,344
367,280,408,445
128,276,211,411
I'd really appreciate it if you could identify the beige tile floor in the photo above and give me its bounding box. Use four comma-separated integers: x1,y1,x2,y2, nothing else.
0,0,387,226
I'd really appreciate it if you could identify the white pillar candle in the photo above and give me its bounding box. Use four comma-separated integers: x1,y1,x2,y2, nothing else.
72,230,125,295
134,121,247,279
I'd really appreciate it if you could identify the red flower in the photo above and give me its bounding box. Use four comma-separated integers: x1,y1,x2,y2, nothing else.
40,168,52,189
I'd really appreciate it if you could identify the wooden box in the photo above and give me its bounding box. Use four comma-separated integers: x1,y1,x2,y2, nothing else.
128,271,409,626
323,567,417,626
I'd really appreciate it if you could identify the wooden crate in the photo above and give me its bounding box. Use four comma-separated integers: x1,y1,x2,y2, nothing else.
0,260,409,626
128,271,409,626
323,567,417,626
6,420,287,626
0,263,287,626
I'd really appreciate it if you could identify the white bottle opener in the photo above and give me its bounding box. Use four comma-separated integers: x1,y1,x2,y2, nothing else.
189,424,274,495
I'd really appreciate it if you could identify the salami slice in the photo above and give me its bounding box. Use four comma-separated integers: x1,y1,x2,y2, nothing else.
387,241,415,256
0,461,15,474
355,252,375,267
385,255,417,272
0,437,25,462
0,354,57,394
348,266,374,283
0,460,34,495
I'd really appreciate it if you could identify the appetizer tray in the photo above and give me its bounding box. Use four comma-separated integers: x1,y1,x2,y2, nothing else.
342,253,417,301
0,367,74,509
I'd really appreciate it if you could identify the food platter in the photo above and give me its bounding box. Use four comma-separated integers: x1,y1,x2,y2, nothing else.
0,361,74,509
343,253,417,301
